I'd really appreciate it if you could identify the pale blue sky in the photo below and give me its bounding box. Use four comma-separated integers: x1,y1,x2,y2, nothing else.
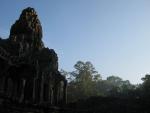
0,0,150,84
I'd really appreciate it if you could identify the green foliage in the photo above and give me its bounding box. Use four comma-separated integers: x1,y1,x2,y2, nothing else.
64,60,150,103
107,76,123,86
141,74,150,96
71,61,101,82
66,61,102,102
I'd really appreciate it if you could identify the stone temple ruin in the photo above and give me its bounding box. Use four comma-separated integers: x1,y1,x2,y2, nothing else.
0,7,67,105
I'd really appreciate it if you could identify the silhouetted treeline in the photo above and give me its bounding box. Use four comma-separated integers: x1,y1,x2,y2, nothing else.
60,61,150,102
59,61,150,113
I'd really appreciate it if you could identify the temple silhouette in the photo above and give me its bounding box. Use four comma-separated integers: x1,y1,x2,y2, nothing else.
0,7,67,106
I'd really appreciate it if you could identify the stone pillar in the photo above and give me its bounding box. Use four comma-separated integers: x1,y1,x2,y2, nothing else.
57,83,61,102
43,83,49,102
0,77,3,92
7,78,13,98
34,61,40,103
30,78,34,102
34,78,40,103
24,78,34,102
54,84,58,105
17,79,24,103
19,79,25,103
49,86,53,105
47,82,51,102
32,77,36,102
63,80,67,104
12,80,18,100
0,77,6,93
40,75,44,103
4,77,8,95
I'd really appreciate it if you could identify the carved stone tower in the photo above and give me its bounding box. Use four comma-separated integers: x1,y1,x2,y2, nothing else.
0,7,67,105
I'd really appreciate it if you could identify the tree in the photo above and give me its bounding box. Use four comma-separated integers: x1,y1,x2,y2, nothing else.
107,76,123,87
69,61,101,100
141,74,150,97
60,69,72,81
106,76,135,97
72,61,101,82
120,80,135,97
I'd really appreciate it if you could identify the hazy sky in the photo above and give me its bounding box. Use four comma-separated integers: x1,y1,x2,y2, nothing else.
0,0,150,84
